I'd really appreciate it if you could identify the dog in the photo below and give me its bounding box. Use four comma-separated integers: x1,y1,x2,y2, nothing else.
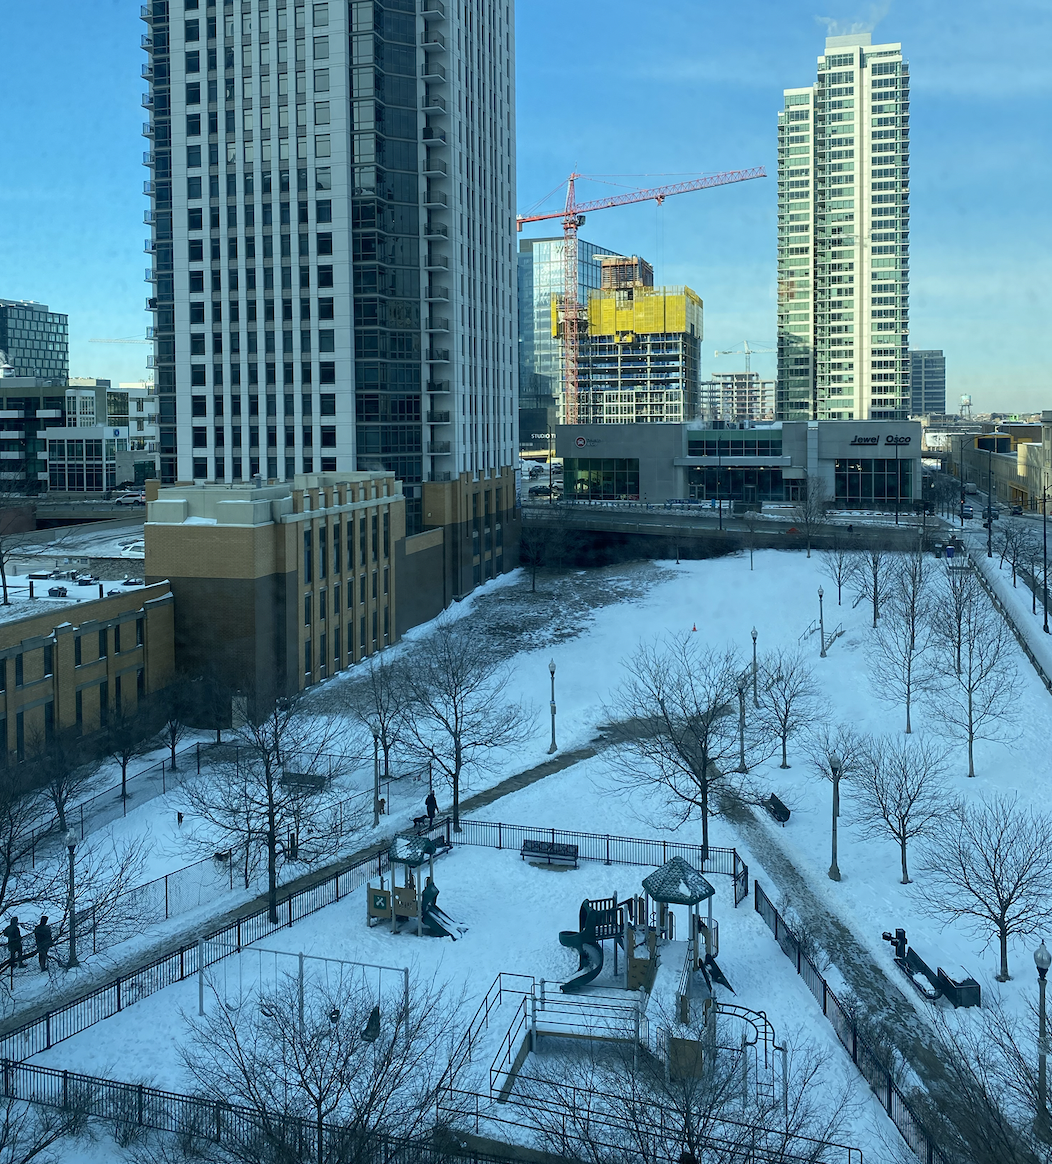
413,814,429,829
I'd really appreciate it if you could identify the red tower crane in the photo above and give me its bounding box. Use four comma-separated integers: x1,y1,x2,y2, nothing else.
517,168,766,424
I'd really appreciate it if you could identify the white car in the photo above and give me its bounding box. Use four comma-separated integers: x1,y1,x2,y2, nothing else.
114,492,146,506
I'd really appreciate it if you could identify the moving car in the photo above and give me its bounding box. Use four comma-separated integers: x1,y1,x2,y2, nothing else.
114,492,146,506
960,504,974,519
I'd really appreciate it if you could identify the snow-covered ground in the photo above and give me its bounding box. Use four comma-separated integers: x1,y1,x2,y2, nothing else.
20,545,1051,1163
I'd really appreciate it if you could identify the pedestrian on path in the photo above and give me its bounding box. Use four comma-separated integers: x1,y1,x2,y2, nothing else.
425,789,438,824
3,917,23,968
33,916,52,972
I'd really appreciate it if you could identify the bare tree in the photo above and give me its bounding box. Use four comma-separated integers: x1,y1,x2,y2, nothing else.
920,795,1052,981
0,1093,87,1163
184,695,350,923
741,509,763,571
343,652,410,785
181,972,462,1164
819,540,857,606
852,544,895,628
756,649,820,768
0,497,38,607
159,678,197,770
610,640,751,860
997,519,1035,588
23,729,100,834
790,474,830,558
519,522,568,592
854,735,949,884
930,570,1017,777
106,707,163,802
870,551,936,733
401,620,532,831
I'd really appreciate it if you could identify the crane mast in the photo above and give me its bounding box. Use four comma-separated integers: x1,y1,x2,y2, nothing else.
517,167,766,425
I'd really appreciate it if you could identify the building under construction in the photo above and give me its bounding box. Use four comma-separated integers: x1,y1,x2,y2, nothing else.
699,372,776,424
573,256,703,424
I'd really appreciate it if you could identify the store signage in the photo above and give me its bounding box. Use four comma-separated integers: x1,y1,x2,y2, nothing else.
848,434,913,447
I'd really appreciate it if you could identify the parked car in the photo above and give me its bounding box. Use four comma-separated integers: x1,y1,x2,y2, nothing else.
960,504,974,519
528,484,561,498
982,506,1000,520
114,492,145,506
1011,504,1024,516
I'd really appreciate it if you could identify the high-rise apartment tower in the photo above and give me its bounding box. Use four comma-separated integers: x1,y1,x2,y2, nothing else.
776,33,910,421
0,300,69,381
141,0,517,534
909,349,946,415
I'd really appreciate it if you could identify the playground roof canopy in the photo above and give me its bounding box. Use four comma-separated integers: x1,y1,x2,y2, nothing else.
642,856,715,905
389,833,436,868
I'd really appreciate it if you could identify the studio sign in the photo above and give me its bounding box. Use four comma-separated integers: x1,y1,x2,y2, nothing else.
849,434,912,446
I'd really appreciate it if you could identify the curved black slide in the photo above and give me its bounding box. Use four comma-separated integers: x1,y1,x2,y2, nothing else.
559,929,603,992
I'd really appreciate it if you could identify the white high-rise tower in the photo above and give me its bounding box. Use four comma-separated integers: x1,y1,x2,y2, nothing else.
142,0,517,534
776,33,910,421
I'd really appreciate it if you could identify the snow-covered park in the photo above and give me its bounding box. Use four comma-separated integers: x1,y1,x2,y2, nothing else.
13,540,1052,1164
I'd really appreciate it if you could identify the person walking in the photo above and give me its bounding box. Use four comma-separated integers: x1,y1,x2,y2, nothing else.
33,916,53,972
3,917,23,969
425,789,438,825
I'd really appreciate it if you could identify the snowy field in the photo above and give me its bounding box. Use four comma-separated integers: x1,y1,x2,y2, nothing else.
21,542,1052,1163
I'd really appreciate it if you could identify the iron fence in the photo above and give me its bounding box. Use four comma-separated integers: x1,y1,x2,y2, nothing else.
754,881,949,1164
0,819,747,1066
0,1058,536,1164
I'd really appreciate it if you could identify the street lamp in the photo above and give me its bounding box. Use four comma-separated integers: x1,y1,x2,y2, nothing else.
750,627,759,708
370,722,381,828
548,659,557,755
818,587,826,658
987,444,994,558
828,754,842,882
1036,939,1051,1139
716,437,724,532
65,830,78,969
894,439,900,527
1043,485,1049,635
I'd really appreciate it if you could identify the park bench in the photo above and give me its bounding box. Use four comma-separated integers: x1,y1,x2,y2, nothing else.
764,794,791,825
520,839,579,868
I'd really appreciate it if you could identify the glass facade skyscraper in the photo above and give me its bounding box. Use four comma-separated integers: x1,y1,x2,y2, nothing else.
909,349,946,415
142,0,517,533
0,300,69,381
776,33,910,421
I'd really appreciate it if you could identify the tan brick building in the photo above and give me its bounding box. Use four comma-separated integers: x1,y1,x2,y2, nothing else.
0,584,175,761
144,470,518,707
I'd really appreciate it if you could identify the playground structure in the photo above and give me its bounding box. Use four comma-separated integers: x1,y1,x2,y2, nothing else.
366,832,465,940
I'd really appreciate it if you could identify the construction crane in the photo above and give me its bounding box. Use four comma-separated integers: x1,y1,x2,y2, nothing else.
516,168,766,424
89,337,152,344
714,340,776,377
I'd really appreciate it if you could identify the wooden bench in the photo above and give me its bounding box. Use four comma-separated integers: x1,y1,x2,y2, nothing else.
520,839,579,868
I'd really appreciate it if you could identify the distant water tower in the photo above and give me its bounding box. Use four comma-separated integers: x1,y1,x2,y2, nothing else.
960,394,973,420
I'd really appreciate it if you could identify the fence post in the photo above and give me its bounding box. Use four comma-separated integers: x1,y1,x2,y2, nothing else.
62,1070,68,1109
165,875,169,920
605,835,611,866
198,938,205,1016
497,822,502,850
161,764,165,795
197,743,201,774
138,1081,145,1125
298,953,305,1038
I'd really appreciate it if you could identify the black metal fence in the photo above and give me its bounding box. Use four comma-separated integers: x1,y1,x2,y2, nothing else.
0,1058,532,1164
0,820,747,1064
457,820,749,905
754,881,949,1164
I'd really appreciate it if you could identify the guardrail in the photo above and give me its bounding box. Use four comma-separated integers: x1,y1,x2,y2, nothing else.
754,881,948,1164
970,555,1052,698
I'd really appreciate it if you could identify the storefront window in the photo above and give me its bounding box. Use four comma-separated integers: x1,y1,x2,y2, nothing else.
834,458,912,506
563,458,640,501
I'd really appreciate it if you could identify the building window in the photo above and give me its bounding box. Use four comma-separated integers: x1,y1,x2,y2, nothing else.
303,529,312,582
43,645,53,677
304,594,312,626
99,629,108,659
563,458,641,502
305,640,312,676
14,656,23,687
74,637,82,667
114,624,122,654
137,618,144,646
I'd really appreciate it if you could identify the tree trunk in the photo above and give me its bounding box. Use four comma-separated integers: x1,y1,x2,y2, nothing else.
267,780,278,924
967,689,975,777
998,929,1010,981
899,838,910,884
780,734,789,769
121,759,129,801
452,740,462,832
531,562,537,593
700,779,709,863
169,732,177,769
0,556,8,605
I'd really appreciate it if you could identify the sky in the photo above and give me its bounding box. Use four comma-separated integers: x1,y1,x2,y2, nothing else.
0,0,1049,411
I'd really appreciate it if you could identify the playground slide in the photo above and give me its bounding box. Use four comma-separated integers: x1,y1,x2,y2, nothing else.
421,902,463,940
559,929,603,992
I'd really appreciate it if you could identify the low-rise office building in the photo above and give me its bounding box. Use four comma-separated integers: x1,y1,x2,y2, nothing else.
556,419,922,509
144,469,518,708
0,584,174,762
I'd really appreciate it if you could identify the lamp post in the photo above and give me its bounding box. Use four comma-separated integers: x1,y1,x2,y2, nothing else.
548,658,557,755
818,587,826,658
894,439,900,526
736,679,748,773
65,830,78,969
371,723,380,828
1043,486,1049,635
750,626,759,708
828,754,842,882
716,437,724,532
987,444,994,558
1036,939,1051,1139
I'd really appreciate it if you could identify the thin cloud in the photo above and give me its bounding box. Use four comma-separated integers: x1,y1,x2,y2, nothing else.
815,0,892,37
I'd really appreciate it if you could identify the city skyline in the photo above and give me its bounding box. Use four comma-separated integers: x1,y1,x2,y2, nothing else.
0,1,1048,412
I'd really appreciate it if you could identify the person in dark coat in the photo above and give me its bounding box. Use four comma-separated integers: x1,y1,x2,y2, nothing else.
3,917,23,968
33,916,52,972
425,789,438,824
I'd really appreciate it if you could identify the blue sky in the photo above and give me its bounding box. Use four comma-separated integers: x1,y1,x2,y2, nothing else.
1,0,1049,410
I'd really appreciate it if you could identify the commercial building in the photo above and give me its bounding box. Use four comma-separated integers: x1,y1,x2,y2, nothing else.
556,419,921,509
0,301,69,381
0,584,175,762
947,415,1052,511
777,33,910,422
0,377,66,493
699,372,775,424
141,0,517,540
909,349,946,416
578,255,703,425
517,236,620,454
144,469,516,706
